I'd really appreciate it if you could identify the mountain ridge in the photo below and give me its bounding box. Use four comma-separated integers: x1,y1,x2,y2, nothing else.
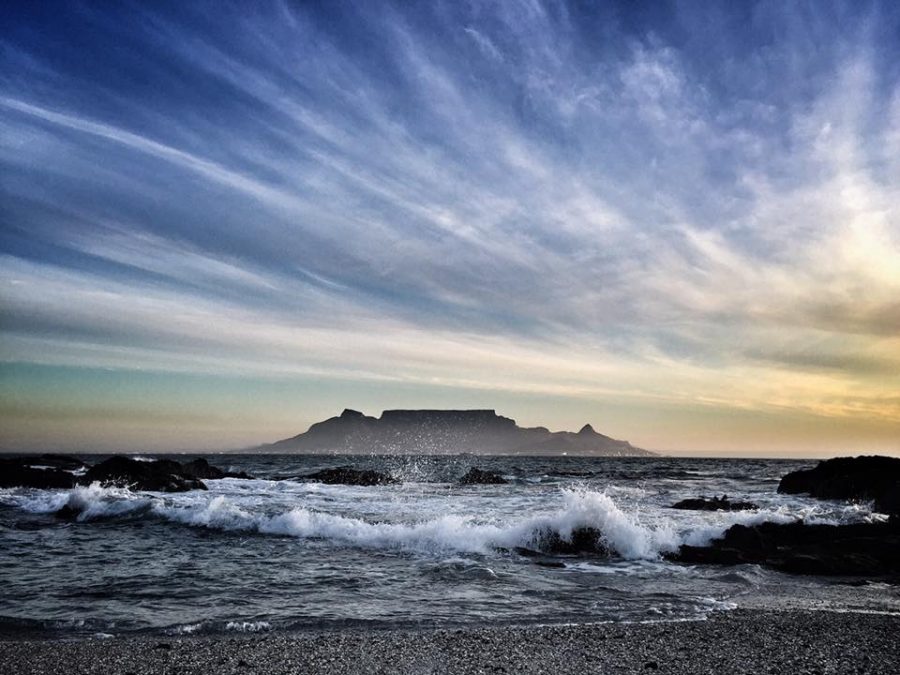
254,409,654,456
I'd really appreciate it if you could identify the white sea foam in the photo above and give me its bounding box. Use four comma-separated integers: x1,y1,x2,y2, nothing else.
225,621,271,632
149,488,679,559
2,481,878,562
9,483,151,521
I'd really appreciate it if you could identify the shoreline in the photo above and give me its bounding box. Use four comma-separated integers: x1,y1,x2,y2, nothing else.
2,609,898,674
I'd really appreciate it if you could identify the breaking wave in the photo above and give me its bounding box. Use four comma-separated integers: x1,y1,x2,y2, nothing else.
5,483,152,521
6,484,684,559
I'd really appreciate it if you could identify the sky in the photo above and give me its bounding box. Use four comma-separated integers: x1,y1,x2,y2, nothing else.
1,1,899,456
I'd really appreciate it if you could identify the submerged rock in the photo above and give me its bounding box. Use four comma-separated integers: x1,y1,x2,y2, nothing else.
83,456,207,492
301,467,398,486
459,468,508,485
670,495,758,511
778,456,900,516
668,519,900,576
0,458,76,489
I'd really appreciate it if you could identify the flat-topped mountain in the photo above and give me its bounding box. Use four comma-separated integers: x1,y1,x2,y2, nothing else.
255,409,653,456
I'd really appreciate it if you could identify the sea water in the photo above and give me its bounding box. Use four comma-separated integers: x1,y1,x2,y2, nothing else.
0,455,896,637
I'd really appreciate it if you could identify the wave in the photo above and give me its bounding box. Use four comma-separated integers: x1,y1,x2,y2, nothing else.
5,484,680,559
5,482,876,561
6,483,152,521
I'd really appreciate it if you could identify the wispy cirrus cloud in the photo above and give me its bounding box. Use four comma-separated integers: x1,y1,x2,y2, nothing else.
1,0,898,452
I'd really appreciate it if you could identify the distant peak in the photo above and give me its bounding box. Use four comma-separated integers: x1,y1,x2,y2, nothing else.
578,424,595,435
340,409,364,419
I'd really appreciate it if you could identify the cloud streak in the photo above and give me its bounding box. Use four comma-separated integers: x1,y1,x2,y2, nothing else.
1,0,898,452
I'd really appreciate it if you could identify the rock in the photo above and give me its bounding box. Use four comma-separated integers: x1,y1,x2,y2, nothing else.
301,467,397,486
671,495,758,511
667,519,900,576
0,458,77,489
54,505,82,520
31,454,88,471
83,456,207,492
181,458,253,480
459,468,508,485
778,456,900,515
531,526,612,556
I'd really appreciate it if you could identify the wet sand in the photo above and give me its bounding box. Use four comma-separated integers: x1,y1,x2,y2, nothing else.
1,609,897,674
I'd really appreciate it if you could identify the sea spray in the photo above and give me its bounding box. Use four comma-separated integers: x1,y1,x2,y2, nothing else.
7,482,151,521
501,489,680,559
19,484,682,558
3,455,897,634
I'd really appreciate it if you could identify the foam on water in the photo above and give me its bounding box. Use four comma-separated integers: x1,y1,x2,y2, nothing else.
144,488,682,558
4,484,697,559
2,455,897,636
225,621,271,633
2,475,881,563
6,483,151,521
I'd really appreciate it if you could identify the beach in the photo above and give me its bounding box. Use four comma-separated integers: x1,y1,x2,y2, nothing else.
2,609,897,674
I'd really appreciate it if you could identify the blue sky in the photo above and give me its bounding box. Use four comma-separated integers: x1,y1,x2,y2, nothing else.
1,1,899,455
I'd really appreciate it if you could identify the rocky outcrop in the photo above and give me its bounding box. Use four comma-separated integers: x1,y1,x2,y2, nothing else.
1,455,253,493
83,457,207,492
257,408,653,456
0,458,77,489
30,454,88,471
0,455,252,492
300,467,397,486
519,526,612,556
671,496,758,511
778,456,900,515
459,468,508,485
668,520,900,576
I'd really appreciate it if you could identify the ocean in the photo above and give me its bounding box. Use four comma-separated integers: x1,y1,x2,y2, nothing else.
1,454,896,638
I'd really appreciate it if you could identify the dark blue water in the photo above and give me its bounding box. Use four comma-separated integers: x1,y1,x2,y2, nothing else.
1,455,896,637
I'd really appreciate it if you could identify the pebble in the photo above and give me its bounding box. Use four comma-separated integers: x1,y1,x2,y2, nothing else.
1,610,897,674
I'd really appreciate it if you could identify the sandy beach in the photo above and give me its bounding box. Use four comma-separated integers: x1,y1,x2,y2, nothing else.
2,609,897,674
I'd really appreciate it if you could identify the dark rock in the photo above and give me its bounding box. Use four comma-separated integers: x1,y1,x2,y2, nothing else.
301,467,397,486
83,456,207,492
667,519,900,576
181,458,253,480
181,458,226,479
459,468,508,485
54,505,81,520
671,495,758,511
0,458,76,489
532,526,612,556
778,456,900,515
32,454,87,471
